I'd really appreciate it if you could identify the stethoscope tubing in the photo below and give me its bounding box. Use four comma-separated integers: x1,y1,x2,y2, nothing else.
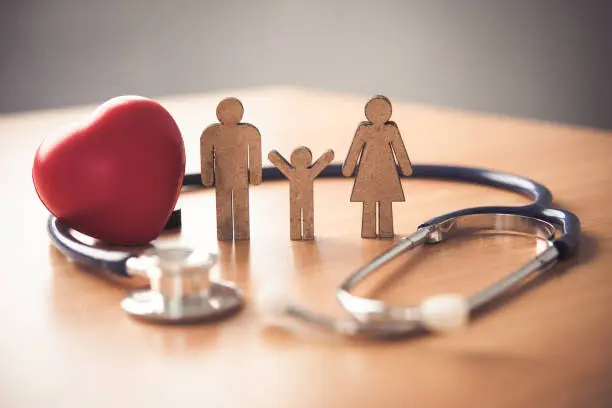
47,163,580,278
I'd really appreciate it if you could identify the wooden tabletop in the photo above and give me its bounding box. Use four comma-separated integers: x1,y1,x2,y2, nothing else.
1,87,611,407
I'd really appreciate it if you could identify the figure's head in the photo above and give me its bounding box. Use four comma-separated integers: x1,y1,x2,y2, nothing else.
364,95,392,125
290,147,313,168
216,97,244,125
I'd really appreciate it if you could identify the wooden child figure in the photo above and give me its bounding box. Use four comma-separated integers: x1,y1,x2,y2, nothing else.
342,95,413,238
201,97,262,241
268,147,335,240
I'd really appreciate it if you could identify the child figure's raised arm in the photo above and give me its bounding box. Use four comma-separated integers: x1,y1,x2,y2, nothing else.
267,150,294,178
309,149,335,178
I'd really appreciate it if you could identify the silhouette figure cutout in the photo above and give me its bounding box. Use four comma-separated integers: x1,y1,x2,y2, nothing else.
268,147,335,240
201,97,262,241
342,95,412,238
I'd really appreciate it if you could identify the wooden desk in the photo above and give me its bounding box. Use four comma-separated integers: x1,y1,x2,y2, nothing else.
1,88,610,407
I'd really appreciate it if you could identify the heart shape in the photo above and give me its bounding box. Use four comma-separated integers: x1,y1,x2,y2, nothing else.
33,96,185,245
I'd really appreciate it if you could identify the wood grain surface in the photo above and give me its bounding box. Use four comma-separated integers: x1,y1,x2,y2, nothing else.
0,87,610,407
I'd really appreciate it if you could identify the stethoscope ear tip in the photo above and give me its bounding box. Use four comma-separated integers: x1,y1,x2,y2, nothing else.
419,293,470,333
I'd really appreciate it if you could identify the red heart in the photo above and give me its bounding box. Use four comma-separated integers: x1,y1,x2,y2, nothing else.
32,96,185,245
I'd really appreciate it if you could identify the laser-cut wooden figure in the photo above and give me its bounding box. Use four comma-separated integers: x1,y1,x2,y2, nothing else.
268,147,335,240
201,97,262,241
342,95,413,238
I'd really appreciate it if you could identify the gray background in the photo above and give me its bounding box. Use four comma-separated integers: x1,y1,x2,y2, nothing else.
1,0,611,129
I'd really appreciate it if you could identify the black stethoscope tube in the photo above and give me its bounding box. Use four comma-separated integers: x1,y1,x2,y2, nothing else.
47,163,580,279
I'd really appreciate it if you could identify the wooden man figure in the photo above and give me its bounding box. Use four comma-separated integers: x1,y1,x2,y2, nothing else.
341,95,413,238
201,97,262,241
268,147,335,240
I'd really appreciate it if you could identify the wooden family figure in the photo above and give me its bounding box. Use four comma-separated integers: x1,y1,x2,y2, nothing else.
268,147,335,240
342,95,413,238
200,97,262,241
200,94,412,242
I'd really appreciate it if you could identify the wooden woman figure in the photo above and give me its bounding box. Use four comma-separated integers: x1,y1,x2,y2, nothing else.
341,95,413,238
268,147,335,240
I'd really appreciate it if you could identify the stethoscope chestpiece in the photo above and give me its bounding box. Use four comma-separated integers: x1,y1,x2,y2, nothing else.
121,245,244,324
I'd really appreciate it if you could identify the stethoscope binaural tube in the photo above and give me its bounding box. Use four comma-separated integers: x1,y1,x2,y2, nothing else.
249,164,580,339
257,211,578,339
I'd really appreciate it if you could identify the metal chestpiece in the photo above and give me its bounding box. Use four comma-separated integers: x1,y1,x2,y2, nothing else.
121,246,244,323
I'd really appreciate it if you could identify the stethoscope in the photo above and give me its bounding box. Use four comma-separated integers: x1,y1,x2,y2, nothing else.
47,163,581,339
